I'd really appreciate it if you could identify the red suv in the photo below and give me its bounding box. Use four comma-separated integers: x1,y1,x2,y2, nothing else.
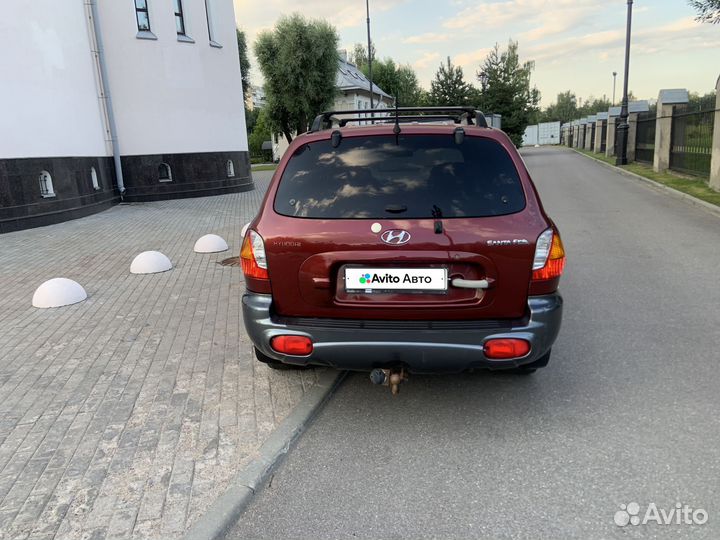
241,107,565,381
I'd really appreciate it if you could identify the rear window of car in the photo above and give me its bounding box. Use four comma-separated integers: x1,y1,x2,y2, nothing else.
273,134,526,219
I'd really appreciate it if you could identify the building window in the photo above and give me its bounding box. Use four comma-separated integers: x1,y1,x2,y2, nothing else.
174,0,186,35
158,163,172,182
203,0,222,47
91,167,100,190
135,0,151,32
226,160,235,178
39,171,55,198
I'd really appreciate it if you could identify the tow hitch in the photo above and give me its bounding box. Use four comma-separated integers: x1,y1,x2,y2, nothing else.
370,368,408,396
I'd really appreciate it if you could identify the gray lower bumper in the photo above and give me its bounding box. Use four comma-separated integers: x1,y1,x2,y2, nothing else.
242,294,563,373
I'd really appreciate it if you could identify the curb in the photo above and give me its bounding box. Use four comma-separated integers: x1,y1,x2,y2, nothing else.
570,148,720,218
183,369,347,540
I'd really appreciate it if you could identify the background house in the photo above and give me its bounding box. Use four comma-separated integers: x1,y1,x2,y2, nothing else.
0,0,251,233
272,53,393,162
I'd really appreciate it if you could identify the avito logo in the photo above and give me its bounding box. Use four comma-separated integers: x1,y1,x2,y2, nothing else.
359,273,434,285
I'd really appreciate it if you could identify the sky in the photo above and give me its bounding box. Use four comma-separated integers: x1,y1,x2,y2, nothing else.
233,1,720,107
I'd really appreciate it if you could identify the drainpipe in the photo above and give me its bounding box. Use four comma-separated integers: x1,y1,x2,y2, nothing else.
86,0,125,198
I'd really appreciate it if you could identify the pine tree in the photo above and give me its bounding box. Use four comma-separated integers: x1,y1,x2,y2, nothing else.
689,0,720,23
477,41,540,147
429,57,475,106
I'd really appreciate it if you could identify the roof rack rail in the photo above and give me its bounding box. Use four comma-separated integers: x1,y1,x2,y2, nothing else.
310,106,489,132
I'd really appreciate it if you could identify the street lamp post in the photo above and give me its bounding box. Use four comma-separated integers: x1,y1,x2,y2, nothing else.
612,71,617,105
615,0,633,166
366,0,374,109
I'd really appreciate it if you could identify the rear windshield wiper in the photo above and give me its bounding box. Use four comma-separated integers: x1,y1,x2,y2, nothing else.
385,204,407,214
432,205,443,234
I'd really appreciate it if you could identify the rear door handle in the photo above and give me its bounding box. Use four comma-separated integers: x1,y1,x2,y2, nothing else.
451,278,492,289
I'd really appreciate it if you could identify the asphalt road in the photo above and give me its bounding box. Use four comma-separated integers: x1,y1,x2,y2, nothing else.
226,148,720,539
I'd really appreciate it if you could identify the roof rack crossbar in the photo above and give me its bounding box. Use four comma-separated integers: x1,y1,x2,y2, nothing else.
310,107,488,132
338,114,470,127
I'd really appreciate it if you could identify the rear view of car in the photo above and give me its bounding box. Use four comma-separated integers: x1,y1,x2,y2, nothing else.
241,108,565,380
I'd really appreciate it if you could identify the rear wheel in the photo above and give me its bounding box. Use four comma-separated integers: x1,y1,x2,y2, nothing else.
253,347,312,370
510,349,551,374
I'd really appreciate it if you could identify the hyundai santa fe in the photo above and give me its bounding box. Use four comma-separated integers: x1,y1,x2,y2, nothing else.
240,107,565,388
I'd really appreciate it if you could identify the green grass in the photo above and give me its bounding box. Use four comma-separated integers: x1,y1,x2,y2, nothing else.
575,148,720,207
251,164,278,172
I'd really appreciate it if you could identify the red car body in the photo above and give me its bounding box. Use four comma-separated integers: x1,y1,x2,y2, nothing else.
241,116,565,374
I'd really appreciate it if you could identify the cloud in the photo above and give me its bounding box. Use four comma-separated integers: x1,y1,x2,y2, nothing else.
453,47,493,76
525,17,719,64
413,52,441,71
236,0,407,35
403,32,450,44
443,0,598,33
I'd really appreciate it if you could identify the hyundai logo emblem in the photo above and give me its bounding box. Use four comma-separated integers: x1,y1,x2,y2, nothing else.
380,229,411,245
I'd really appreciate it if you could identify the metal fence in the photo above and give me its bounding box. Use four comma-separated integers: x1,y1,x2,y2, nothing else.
590,123,596,149
669,106,715,177
600,121,607,152
635,113,655,164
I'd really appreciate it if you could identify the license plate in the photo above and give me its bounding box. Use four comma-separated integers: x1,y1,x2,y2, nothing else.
344,268,448,292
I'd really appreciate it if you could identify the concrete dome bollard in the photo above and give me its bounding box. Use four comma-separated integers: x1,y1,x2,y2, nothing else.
194,234,229,253
130,251,173,274
32,278,87,308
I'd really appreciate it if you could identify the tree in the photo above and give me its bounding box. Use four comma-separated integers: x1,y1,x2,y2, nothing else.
255,14,339,143
541,91,579,124
355,56,424,105
236,29,251,99
477,41,540,147
578,96,612,118
351,43,424,106
428,57,476,106
689,0,720,23
394,64,424,105
245,107,260,134
248,108,272,161
689,91,717,111
350,43,376,68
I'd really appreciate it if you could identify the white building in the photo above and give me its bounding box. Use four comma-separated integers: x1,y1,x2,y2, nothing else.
0,0,250,233
272,55,393,162
249,85,267,110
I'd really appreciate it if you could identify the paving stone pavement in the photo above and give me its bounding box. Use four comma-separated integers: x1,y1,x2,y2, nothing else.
0,172,325,540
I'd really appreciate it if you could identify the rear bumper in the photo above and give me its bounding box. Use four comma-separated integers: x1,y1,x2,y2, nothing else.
242,293,563,373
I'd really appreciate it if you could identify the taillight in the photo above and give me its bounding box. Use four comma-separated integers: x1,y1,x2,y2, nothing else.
484,338,531,359
531,228,566,282
270,335,313,356
240,230,269,280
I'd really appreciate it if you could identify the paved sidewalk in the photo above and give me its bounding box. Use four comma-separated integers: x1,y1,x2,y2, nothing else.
0,173,325,539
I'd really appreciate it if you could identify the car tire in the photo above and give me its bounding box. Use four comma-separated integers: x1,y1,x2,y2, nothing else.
253,347,311,370
510,349,551,374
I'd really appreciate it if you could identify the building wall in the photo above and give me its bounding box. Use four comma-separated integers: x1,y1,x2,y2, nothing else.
0,1,108,159
97,0,252,200
0,1,116,232
0,0,252,232
98,0,248,157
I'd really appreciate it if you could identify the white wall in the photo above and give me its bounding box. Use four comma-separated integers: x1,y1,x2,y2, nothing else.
522,125,539,147
98,0,248,156
0,1,108,159
538,121,561,146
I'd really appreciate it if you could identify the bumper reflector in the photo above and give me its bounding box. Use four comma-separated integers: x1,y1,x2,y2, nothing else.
270,335,313,356
484,338,531,359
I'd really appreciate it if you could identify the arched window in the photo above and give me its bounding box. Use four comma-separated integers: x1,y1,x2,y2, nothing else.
226,160,235,177
39,171,55,197
91,167,100,190
158,163,172,182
